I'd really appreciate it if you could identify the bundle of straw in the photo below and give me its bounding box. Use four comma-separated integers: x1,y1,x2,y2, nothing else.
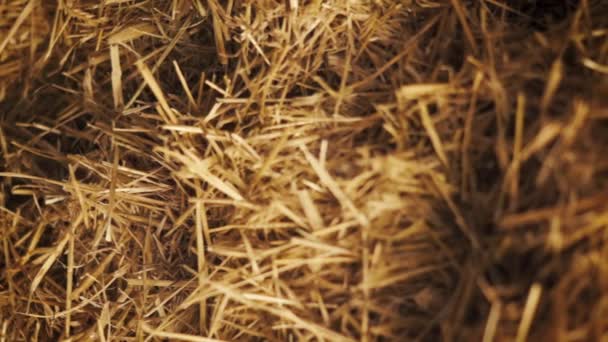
1,1,608,341
0,0,49,101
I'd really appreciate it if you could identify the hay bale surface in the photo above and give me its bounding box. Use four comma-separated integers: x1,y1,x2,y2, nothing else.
1,1,608,341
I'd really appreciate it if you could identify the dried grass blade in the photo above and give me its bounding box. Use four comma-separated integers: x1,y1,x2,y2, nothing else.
0,0,33,56
30,214,83,294
298,144,369,227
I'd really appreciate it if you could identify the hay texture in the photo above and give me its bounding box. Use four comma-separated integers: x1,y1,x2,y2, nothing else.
1,0,608,341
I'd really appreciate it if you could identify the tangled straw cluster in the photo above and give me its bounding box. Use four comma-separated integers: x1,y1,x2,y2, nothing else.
0,0,49,101
1,0,608,341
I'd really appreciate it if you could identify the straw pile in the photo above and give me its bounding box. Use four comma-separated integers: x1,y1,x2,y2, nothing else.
1,0,608,341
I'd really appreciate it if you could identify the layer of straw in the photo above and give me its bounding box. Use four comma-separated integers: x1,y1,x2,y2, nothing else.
1,1,608,341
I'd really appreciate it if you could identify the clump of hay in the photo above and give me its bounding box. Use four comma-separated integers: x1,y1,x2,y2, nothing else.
0,0,50,101
1,1,608,341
